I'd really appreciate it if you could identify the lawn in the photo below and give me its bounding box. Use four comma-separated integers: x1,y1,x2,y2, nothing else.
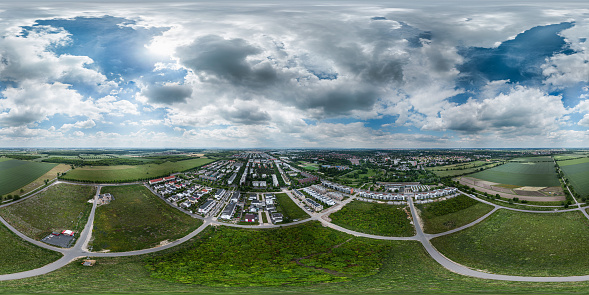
0,159,57,196
275,193,309,222
61,158,214,183
145,222,391,286
7,225,589,293
90,185,202,252
417,195,494,234
431,209,589,276
0,183,95,240
469,162,560,187
0,223,62,275
559,160,589,197
330,201,414,237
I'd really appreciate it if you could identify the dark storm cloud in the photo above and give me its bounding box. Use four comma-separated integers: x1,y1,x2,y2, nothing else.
176,35,278,88
142,84,192,105
223,106,271,125
301,88,379,116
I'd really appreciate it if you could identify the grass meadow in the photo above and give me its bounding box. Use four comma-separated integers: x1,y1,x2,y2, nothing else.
417,195,494,234
330,201,414,236
0,183,95,239
90,185,201,252
432,209,589,276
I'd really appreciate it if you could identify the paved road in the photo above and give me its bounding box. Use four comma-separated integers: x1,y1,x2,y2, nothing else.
5,181,589,282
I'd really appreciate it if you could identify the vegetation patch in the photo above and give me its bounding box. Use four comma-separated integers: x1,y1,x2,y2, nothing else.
431,209,589,276
60,158,213,183
0,222,62,275
330,201,414,237
0,183,94,240
145,222,391,286
417,195,494,234
90,185,201,252
275,193,309,222
0,159,57,196
559,160,589,197
469,162,560,187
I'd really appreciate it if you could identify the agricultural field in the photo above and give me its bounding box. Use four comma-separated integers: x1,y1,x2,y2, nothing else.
0,159,57,196
558,157,589,197
5,164,70,197
417,195,494,234
90,185,201,252
274,193,309,222
428,161,502,178
0,223,62,275
145,222,390,286
469,161,560,187
60,158,214,182
0,183,95,240
554,153,589,161
432,209,589,276
509,156,554,162
330,201,414,237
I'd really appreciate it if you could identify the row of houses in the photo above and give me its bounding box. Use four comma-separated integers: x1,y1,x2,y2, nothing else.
321,181,354,194
302,187,336,206
357,191,407,201
414,187,458,199
148,176,176,185
304,198,323,211
198,199,217,215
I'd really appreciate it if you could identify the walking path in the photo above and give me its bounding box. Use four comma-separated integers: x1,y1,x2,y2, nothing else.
2,179,589,282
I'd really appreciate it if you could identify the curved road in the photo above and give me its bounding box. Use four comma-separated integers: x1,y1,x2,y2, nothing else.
3,181,589,282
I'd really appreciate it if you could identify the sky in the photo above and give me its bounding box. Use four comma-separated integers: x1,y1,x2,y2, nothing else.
0,0,588,148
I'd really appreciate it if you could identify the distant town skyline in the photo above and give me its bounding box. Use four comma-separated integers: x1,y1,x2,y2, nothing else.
0,0,587,148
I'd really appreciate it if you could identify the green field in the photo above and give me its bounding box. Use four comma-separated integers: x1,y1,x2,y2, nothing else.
8,224,589,293
554,153,589,161
61,158,214,182
509,156,554,162
558,158,589,197
432,209,589,276
275,193,309,222
417,195,494,234
330,201,414,236
428,161,502,178
90,185,201,252
469,162,560,187
0,159,57,195
0,183,95,240
146,222,390,286
0,222,62,275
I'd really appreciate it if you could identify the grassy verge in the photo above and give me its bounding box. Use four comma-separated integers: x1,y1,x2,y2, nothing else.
417,195,494,234
61,158,214,183
275,193,309,222
0,183,95,239
262,212,268,224
432,209,589,276
330,201,414,237
90,185,201,252
0,222,62,275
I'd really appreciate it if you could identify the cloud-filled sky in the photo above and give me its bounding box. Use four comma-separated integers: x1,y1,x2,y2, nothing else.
0,0,588,148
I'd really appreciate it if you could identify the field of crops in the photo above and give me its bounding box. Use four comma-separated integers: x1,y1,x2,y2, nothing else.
428,161,502,178
509,156,554,162
554,154,589,161
469,161,560,187
0,159,57,196
558,158,589,197
61,158,214,182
